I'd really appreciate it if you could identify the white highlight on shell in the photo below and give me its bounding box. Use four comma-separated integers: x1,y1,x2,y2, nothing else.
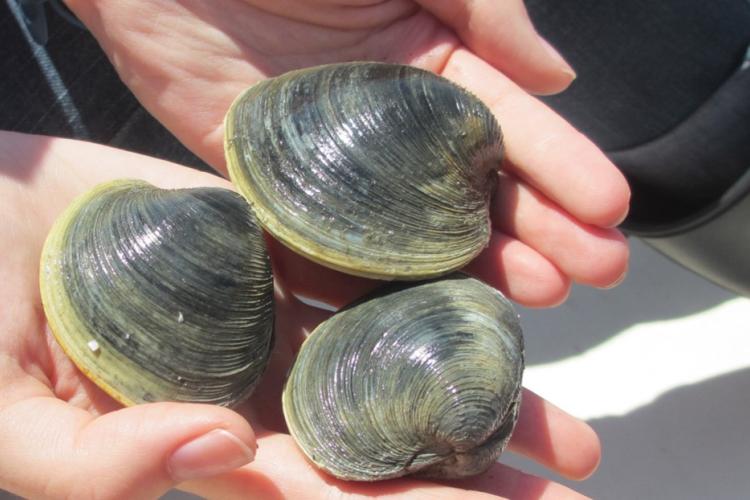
177,311,184,323
87,339,100,354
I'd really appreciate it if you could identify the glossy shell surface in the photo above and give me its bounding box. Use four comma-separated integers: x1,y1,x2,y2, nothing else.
40,180,275,407
282,274,524,481
225,62,503,279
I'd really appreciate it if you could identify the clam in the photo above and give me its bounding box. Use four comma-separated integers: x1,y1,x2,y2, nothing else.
282,273,524,481
225,62,503,279
40,180,275,407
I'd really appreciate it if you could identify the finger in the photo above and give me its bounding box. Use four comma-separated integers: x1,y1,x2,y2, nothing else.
443,462,588,500
0,397,256,499
441,49,630,228
272,229,570,309
494,175,629,287
509,389,601,481
465,232,571,307
183,433,505,500
417,0,576,94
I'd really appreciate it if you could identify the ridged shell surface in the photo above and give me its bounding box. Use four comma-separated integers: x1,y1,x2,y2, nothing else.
225,62,503,279
40,180,275,407
282,274,523,481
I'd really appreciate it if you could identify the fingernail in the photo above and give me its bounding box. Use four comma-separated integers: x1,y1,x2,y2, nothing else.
609,207,630,228
540,37,577,81
168,429,255,482
603,268,628,289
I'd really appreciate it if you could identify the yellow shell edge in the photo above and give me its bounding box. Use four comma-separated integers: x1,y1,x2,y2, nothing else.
280,326,334,475
40,179,159,408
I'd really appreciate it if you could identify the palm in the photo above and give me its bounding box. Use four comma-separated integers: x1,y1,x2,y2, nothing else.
71,1,438,165
67,0,630,309
0,133,598,498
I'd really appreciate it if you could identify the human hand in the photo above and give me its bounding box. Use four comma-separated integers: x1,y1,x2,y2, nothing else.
0,132,599,499
63,0,631,309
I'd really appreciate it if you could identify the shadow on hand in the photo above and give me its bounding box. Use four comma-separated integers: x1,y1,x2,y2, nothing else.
0,131,52,182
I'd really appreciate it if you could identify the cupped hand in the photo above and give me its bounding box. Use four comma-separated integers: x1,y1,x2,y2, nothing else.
63,0,631,308
0,132,599,499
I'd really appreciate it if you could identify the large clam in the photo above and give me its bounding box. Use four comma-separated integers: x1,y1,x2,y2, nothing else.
40,180,275,407
225,62,503,279
282,273,524,481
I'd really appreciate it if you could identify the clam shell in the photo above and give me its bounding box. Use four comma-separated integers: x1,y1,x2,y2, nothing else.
40,180,275,407
282,274,523,481
225,62,503,279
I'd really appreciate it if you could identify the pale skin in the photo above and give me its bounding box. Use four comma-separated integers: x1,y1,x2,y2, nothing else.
1,0,629,497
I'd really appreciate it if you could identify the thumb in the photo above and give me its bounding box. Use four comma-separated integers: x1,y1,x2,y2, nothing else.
417,0,576,95
0,398,256,499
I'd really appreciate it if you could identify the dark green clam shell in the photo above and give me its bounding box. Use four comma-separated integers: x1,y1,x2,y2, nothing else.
40,180,275,407
282,274,524,481
225,62,503,279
